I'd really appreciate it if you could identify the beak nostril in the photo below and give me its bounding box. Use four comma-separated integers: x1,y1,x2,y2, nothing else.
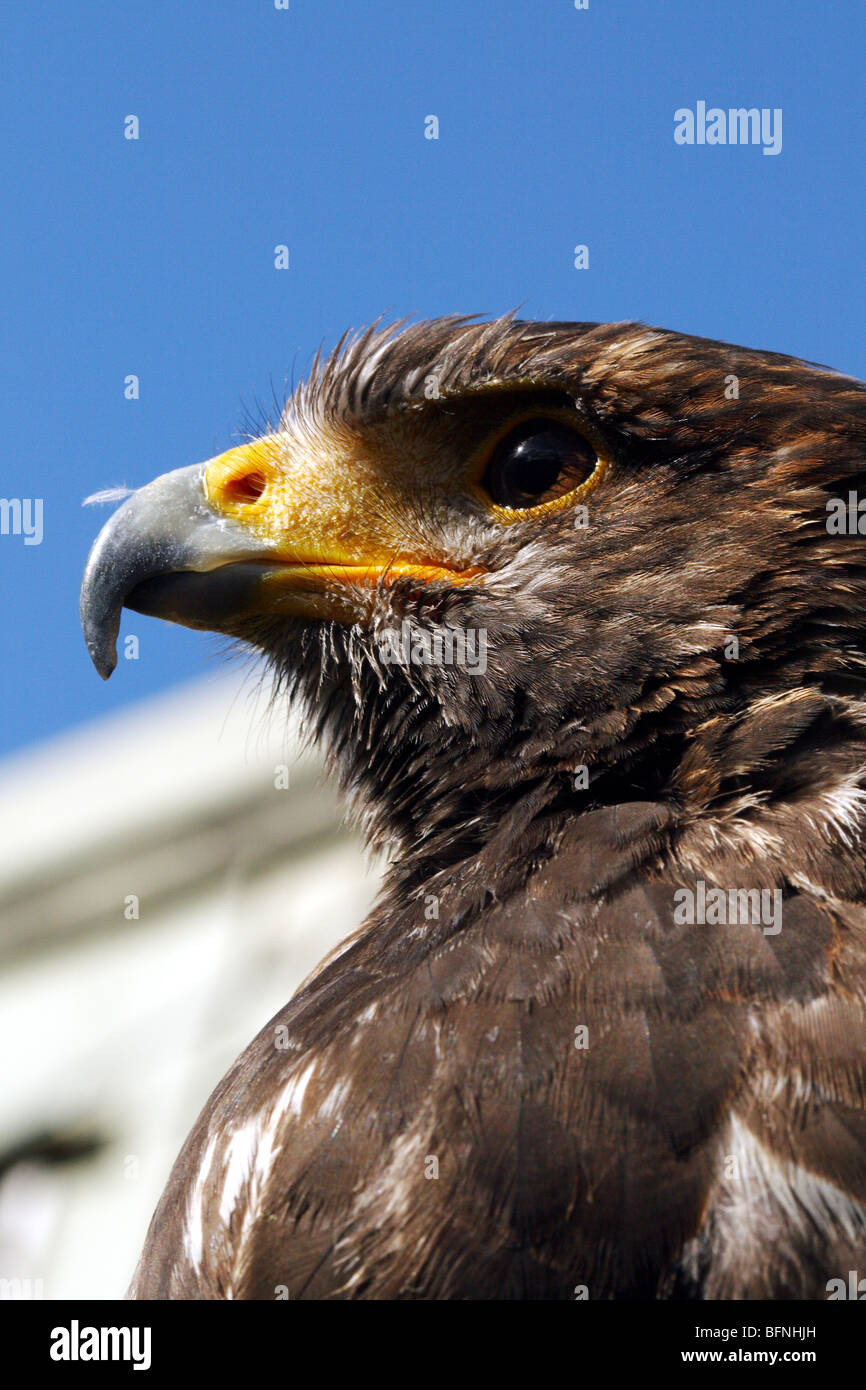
224,471,267,505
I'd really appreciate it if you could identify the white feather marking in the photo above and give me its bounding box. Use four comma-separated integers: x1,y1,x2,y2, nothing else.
715,1115,866,1259
182,1133,219,1271
218,1121,261,1224
181,1060,319,1289
272,1058,317,1121
219,1064,319,1294
317,1076,352,1120
814,770,866,847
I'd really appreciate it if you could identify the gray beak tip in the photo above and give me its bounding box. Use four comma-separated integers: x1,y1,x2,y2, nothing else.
80,587,119,680
93,647,117,682
79,460,266,679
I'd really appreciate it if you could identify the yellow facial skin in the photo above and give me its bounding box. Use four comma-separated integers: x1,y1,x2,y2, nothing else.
201,431,485,623
197,396,609,623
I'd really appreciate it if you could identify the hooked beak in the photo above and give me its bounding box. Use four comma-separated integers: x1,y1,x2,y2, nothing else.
81,440,480,679
80,460,279,678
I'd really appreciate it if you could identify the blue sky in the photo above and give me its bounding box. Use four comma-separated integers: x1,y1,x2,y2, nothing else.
1,0,864,758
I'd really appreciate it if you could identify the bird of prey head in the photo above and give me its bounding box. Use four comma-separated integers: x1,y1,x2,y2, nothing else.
81,317,866,1299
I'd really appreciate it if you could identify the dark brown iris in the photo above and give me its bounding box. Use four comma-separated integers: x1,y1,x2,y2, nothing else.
481,418,598,509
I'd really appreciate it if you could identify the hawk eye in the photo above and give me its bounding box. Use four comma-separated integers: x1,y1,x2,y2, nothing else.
480,418,599,510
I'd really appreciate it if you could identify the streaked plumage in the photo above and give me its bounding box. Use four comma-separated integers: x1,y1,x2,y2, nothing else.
81,316,866,1298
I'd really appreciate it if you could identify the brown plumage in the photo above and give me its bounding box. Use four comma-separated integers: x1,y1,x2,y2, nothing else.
80,316,866,1298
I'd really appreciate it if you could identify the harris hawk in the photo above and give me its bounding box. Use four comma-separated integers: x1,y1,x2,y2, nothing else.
80,316,866,1299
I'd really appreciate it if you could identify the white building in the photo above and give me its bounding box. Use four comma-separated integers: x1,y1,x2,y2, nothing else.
0,672,379,1299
